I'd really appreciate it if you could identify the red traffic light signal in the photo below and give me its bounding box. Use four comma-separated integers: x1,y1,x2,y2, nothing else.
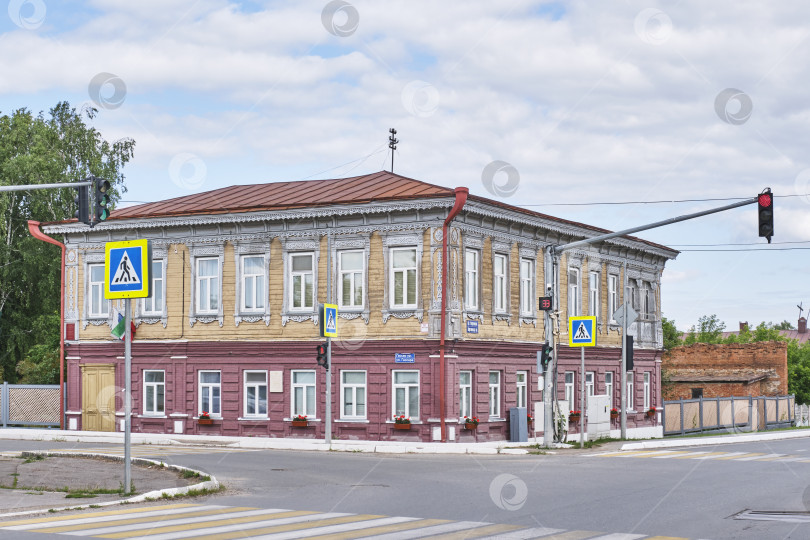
316,343,328,368
757,188,774,243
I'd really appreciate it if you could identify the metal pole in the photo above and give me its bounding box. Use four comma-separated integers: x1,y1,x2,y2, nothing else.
325,229,332,445
580,346,585,446
620,261,627,439
124,298,131,494
0,181,92,192
543,247,554,447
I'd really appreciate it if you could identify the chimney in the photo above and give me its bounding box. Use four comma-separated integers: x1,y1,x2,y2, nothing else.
799,317,807,334
740,321,749,332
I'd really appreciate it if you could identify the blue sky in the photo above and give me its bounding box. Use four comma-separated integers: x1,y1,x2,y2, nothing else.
2,0,808,331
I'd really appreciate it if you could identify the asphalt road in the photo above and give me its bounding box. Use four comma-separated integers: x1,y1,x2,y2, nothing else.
1,437,810,539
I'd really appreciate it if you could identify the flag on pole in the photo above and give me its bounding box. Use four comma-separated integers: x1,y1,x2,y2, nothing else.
111,313,126,340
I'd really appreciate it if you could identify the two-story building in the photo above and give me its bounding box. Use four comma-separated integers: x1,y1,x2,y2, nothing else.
40,171,677,442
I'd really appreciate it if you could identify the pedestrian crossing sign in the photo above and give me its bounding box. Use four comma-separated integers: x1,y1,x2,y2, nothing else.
568,316,597,347
104,239,152,299
320,303,338,338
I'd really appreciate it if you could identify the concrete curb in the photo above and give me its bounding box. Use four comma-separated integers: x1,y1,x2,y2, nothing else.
620,429,810,450
0,451,219,520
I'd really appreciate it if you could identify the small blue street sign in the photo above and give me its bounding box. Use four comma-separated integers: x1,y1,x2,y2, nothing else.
104,239,152,299
466,320,479,334
395,353,415,363
568,316,597,347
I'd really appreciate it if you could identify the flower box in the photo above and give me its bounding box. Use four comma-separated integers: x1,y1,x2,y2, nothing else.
198,418,213,425
464,422,477,430
646,410,656,418
394,423,411,430
291,420,308,427
568,415,581,422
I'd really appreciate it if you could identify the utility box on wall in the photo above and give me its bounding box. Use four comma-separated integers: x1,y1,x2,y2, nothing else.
587,394,611,439
509,406,528,442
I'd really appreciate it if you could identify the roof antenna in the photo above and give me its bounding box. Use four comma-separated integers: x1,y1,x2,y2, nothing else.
799,301,804,319
388,128,398,173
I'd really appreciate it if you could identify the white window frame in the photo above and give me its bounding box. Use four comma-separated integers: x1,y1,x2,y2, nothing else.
340,370,367,419
489,371,501,418
643,372,651,411
142,260,164,316
464,249,480,310
241,255,266,313
198,370,221,417
243,370,268,418
143,370,165,416
289,252,315,312
568,267,580,319
516,371,528,408
585,371,595,397
338,250,365,310
564,372,575,408
519,258,534,316
493,253,508,313
392,370,420,419
291,370,316,418
589,271,600,320
626,372,635,411
195,257,220,315
608,274,619,323
88,263,108,318
389,247,418,309
605,372,614,408
459,370,472,418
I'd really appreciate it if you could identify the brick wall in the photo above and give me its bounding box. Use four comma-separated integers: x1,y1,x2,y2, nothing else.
662,342,788,400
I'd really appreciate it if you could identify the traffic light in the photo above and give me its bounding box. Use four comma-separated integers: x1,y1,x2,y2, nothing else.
625,335,634,371
540,342,553,369
538,296,553,311
73,185,90,225
757,188,773,243
316,342,328,369
93,176,111,226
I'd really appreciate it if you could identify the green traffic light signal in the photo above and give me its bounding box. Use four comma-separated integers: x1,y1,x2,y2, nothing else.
93,176,111,226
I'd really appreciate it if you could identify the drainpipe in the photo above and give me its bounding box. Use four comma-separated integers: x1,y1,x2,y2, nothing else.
27,221,65,430
439,187,468,442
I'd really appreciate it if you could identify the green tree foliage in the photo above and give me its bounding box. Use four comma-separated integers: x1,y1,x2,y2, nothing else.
683,314,725,345
0,102,134,382
788,340,810,405
661,317,681,350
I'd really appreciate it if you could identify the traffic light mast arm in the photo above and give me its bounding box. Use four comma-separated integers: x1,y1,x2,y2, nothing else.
0,181,93,192
550,196,758,255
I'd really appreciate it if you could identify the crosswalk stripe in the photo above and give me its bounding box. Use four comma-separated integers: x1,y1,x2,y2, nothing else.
674,452,730,459
268,517,446,539
735,453,782,461
477,527,567,539
424,522,524,539
371,521,514,540
709,452,750,460
0,503,201,528
754,454,790,461
586,534,647,540
644,536,691,539
525,531,601,539
648,451,702,459
96,510,329,539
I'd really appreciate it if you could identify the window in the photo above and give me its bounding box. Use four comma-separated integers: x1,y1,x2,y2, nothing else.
390,248,417,308
516,371,527,408
493,254,507,312
585,372,595,397
589,271,600,320
196,258,220,314
393,370,419,419
244,371,267,417
608,274,619,323
464,249,479,310
143,370,164,415
459,371,472,418
88,263,108,317
643,372,651,410
290,253,314,310
339,251,364,308
565,372,575,408
691,388,703,399
341,370,366,419
605,372,614,407
626,372,634,411
489,371,501,417
199,371,221,417
292,370,316,417
142,260,164,315
568,268,580,318
626,282,638,311
520,258,533,315
241,256,265,312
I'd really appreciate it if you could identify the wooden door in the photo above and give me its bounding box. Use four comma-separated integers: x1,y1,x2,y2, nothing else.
81,364,116,432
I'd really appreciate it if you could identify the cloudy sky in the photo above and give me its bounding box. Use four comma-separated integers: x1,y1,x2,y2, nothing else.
3,0,808,332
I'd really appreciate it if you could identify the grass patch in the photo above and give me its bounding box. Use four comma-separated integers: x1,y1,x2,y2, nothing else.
22,455,45,464
567,437,623,449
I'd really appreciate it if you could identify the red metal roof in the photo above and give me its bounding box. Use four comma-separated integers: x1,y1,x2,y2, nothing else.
111,171,453,219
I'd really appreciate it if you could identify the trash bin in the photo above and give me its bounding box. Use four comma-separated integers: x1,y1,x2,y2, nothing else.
509,406,528,442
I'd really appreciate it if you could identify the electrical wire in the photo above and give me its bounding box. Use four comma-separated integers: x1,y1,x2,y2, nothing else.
520,193,807,207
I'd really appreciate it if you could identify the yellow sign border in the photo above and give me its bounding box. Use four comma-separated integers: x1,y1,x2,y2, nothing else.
323,303,338,338
104,239,151,299
568,316,597,347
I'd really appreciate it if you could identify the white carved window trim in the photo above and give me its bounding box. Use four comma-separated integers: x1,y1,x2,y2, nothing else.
234,243,270,327
86,261,109,320
491,245,511,325
330,237,370,324
188,244,225,327
518,247,537,327
567,266,581,319
589,270,600,321
608,273,620,326
135,248,168,329
464,248,480,312
516,371,528,409
381,233,424,324
281,239,320,327
462,235,484,322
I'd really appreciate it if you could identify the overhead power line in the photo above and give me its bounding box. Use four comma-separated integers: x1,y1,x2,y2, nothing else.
521,193,807,207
